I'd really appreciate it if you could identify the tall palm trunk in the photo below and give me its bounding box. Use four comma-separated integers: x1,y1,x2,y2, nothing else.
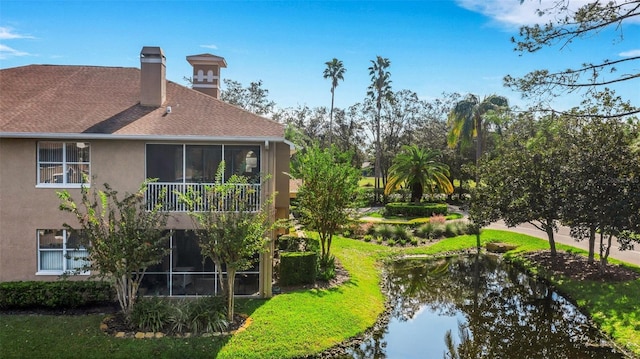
475,114,482,184
329,87,335,145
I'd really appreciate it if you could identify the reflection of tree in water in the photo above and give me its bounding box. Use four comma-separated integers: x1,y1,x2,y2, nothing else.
349,254,622,359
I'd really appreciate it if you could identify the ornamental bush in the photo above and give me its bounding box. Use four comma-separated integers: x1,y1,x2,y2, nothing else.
385,202,448,217
279,252,318,286
0,280,114,309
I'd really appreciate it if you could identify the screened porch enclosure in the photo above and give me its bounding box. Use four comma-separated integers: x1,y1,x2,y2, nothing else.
145,144,261,212
139,230,260,296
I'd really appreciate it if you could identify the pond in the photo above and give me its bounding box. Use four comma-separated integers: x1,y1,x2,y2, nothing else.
345,254,627,359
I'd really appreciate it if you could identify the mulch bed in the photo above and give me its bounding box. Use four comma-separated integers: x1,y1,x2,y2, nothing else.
523,250,640,282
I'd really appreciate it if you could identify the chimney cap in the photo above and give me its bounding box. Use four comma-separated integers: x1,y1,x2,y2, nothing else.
187,53,227,67
140,46,165,59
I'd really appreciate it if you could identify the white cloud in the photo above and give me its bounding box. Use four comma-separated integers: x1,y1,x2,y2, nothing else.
619,49,640,57
0,26,35,40
200,44,218,50
455,0,592,27
0,44,30,60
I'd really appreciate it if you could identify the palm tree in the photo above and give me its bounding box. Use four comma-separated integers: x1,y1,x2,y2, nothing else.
385,145,453,203
323,58,346,145
447,94,509,180
367,56,393,203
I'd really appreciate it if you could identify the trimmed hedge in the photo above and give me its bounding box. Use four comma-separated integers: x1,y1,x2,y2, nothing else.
279,252,317,286
385,202,448,217
0,280,115,309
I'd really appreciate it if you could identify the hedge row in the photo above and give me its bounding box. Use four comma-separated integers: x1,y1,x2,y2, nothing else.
0,280,115,309
385,202,448,217
279,252,317,286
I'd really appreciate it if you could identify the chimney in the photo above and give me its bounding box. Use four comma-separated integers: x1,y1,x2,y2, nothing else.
186,53,227,99
140,46,166,107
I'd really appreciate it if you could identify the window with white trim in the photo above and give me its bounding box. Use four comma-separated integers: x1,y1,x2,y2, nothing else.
37,141,90,187
37,229,89,275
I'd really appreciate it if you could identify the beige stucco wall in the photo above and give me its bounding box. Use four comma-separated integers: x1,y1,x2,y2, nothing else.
0,139,145,281
0,138,288,290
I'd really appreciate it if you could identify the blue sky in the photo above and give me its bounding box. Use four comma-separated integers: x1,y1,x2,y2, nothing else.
1,0,638,112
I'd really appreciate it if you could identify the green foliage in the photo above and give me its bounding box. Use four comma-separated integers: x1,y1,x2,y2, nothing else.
130,296,228,334
2,232,639,358
178,161,272,321
447,94,509,168
279,252,318,286
392,225,411,241
318,254,336,281
374,223,394,240
182,296,229,334
415,222,434,239
474,115,566,256
293,145,361,260
130,297,172,332
220,79,275,115
57,180,170,317
385,145,453,201
385,202,448,217
0,281,114,309
277,235,319,252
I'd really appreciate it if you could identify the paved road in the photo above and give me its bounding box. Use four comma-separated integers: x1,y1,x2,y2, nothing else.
487,220,640,266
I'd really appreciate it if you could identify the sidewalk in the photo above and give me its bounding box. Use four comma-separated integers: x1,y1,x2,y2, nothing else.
487,220,640,267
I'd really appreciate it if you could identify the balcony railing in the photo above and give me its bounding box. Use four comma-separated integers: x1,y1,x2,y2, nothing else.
146,182,261,212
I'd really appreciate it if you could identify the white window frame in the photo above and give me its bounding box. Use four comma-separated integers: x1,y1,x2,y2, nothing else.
36,141,91,188
36,229,90,275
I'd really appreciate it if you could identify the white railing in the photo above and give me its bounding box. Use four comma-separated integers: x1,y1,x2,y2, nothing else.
146,182,261,212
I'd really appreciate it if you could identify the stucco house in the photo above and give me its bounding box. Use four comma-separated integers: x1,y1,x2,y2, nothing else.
0,46,290,297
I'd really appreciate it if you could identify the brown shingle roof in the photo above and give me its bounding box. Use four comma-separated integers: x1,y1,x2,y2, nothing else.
0,65,284,139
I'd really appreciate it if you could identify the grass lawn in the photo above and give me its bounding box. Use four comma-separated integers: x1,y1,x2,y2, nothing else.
1,230,639,358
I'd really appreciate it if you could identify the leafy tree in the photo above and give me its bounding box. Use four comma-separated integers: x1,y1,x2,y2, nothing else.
332,105,367,168
475,115,567,257
293,146,360,260
323,58,346,144
385,145,453,203
273,105,329,148
178,162,272,321
367,56,393,203
221,79,276,115
505,0,640,117
447,94,510,182
57,181,170,318
561,92,640,268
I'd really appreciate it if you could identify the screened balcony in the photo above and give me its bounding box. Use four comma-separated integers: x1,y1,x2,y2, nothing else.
145,143,261,212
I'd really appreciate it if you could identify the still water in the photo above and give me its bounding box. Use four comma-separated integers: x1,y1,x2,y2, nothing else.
345,254,627,359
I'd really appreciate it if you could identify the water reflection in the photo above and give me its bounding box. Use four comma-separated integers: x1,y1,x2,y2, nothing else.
346,254,625,359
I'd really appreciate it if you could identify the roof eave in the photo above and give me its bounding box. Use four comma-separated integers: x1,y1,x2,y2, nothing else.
0,132,288,144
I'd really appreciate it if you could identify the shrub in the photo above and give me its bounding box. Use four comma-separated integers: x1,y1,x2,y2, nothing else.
375,224,395,240
279,252,318,286
130,297,172,332
363,235,373,242
415,223,433,239
184,296,228,334
385,202,448,217
430,214,447,225
376,237,383,245
0,280,114,309
444,222,459,237
393,225,411,241
431,223,446,238
410,238,419,246
318,255,336,281
387,239,396,246
278,235,319,252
